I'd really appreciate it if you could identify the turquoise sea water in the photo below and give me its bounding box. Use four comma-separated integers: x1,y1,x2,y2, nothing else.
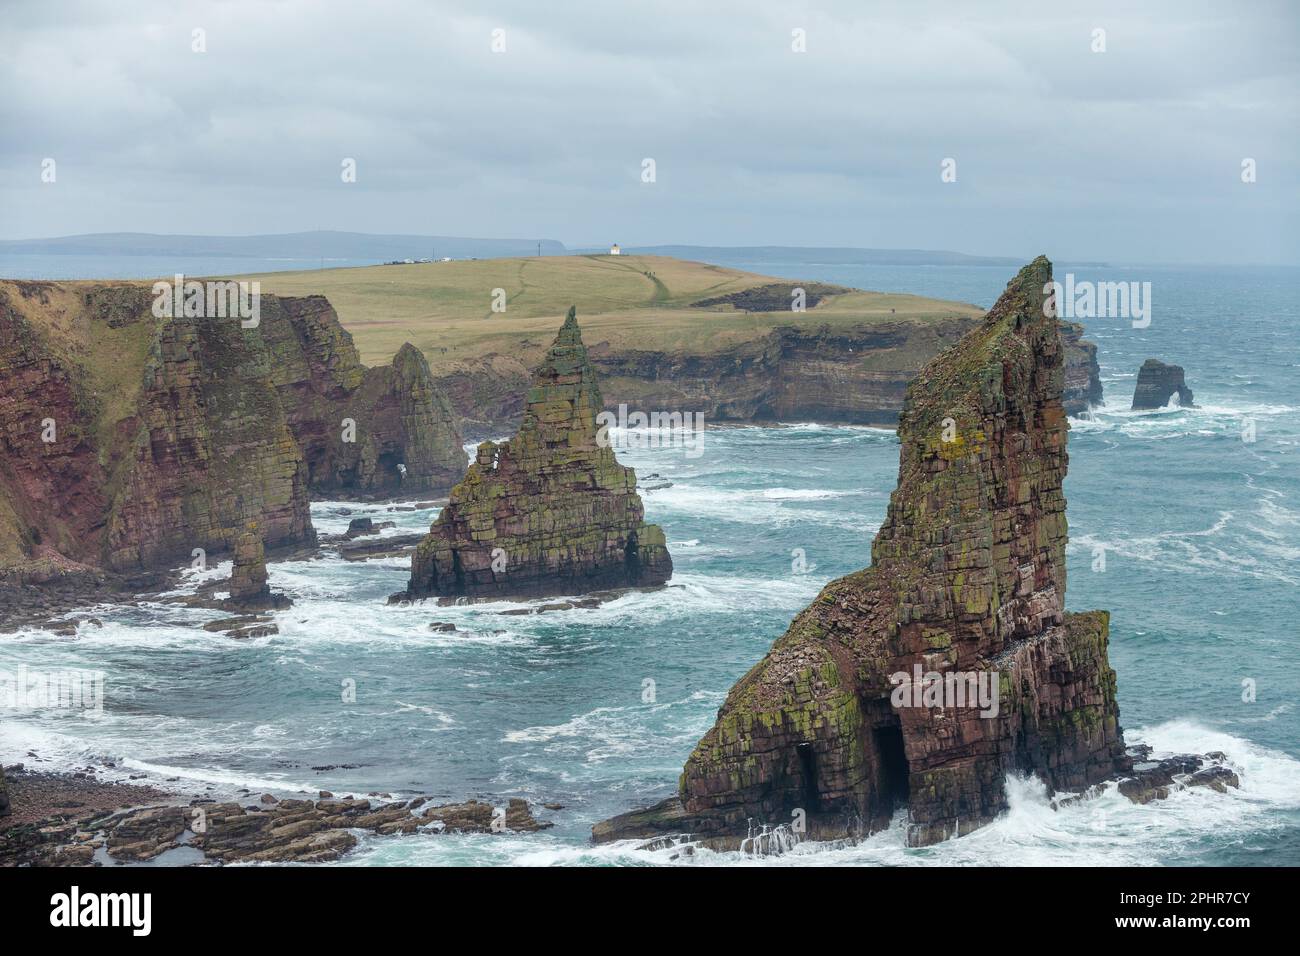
2,260,1297,865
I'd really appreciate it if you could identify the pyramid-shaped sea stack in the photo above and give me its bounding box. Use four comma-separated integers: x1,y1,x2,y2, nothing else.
595,257,1134,849
402,307,672,601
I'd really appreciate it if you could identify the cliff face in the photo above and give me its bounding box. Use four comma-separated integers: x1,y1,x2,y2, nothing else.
0,281,463,578
103,289,315,569
1131,358,1194,410
403,308,672,601
1061,321,1104,411
594,257,1128,848
260,297,465,497
434,319,1102,438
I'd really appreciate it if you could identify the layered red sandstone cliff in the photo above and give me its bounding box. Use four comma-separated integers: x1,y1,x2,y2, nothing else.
0,281,463,585
401,307,671,602
594,257,1128,848
431,317,1101,438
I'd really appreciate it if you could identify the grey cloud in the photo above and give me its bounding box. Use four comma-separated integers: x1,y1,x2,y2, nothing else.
0,0,1295,263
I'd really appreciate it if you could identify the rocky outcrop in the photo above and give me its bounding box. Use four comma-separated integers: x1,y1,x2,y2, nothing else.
0,281,463,582
594,257,1131,850
691,282,849,312
345,517,395,538
224,528,290,612
264,297,464,496
435,319,1102,438
0,765,8,818
228,531,269,604
401,308,672,602
101,286,316,570
1131,358,1194,410
0,775,553,866
1061,321,1104,411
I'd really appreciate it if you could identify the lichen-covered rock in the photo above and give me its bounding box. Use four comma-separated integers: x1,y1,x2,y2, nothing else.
0,281,463,580
403,307,671,601
1131,358,1194,410
596,257,1128,849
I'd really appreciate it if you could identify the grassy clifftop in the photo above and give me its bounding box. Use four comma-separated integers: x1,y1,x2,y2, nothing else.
238,254,985,372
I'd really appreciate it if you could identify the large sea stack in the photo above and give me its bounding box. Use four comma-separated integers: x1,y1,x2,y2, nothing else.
402,307,671,601
1131,358,1194,410
595,256,1132,848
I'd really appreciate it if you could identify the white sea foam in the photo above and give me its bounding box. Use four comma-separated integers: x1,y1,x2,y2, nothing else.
484,720,1300,867
646,482,877,526
1069,393,1297,441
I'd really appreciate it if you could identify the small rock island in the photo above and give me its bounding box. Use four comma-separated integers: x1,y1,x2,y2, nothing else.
398,307,672,602
1131,358,1195,410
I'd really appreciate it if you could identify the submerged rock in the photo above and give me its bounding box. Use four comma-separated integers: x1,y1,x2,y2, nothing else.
596,257,1153,851
1117,751,1240,804
345,517,395,538
342,531,425,562
1131,358,1194,409
401,307,672,602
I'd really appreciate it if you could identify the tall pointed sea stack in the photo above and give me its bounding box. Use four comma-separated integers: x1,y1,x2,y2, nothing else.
402,307,671,601
595,257,1130,848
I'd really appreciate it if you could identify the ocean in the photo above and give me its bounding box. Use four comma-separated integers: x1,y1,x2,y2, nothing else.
2,257,1297,866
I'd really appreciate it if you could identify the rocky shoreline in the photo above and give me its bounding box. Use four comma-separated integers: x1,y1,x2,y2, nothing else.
0,498,444,635
0,764,555,867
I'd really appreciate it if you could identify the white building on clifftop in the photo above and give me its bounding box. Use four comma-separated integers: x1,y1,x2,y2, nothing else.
609,243,620,255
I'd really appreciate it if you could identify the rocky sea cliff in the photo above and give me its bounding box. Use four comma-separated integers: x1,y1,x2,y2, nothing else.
0,280,464,618
594,257,1227,851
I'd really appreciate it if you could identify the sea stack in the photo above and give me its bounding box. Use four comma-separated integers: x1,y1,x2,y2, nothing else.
401,307,671,601
595,256,1132,849
1131,358,1194,410
225,527,290,611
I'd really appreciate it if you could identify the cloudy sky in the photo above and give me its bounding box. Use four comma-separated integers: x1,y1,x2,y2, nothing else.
2,0,1296,263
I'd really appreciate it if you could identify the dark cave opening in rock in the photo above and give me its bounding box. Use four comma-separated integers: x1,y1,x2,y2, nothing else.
796,742,821,812
623,532,641,582
377,451,402,487
874,724,910,811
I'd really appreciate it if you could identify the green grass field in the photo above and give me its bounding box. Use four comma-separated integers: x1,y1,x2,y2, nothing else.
235,254,984,370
